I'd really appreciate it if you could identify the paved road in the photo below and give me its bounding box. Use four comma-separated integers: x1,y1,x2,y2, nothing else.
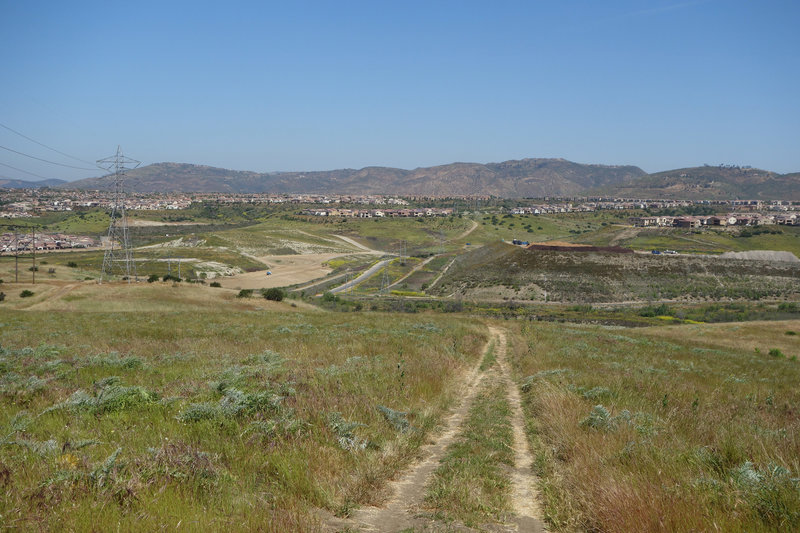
329,257,394,294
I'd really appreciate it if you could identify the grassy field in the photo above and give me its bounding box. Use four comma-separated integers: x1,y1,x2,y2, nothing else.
0,298,487,531
467,212,632,246
508,319,800,531
613,226,800,256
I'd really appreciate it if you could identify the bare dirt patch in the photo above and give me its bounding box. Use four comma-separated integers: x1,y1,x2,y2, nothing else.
218,253,344,290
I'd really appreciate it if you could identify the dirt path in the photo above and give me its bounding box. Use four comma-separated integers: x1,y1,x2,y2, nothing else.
18,281,82,310
609,226,640,246
332,234,383,254
454,220,479,241
424,257,456,291
325,327,546,532
492,327,545,531
386,255,437,290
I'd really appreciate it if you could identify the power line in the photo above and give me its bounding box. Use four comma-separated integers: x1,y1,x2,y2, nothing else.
0,161,53,180
0,144,97,170
0,161,98,182
0,121,96,165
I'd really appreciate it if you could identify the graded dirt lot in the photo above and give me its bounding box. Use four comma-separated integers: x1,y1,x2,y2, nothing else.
218,252,343,290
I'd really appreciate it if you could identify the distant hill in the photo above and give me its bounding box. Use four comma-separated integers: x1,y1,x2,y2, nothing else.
596,166,800,200
63,158,646,197
0,178,66,189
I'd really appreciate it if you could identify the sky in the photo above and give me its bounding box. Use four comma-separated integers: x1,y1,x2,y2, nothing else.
1,0,798,182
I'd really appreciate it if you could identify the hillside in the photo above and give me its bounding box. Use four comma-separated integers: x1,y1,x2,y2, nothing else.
430,241,800,303
597,165,800,200
62,158,646,196
0,177,66,189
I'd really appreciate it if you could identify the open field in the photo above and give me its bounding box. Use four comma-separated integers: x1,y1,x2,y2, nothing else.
0,300,487,531
508,319,800,531
0,260,798,531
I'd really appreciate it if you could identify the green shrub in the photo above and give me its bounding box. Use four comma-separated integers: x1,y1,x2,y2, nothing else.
210,281,222,288
261,287,286,301
768,348,785,358
237,289,253,298
67,261,78,268
20,290,34,298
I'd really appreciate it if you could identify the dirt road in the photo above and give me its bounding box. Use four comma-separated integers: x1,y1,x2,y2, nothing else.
325,326,545,532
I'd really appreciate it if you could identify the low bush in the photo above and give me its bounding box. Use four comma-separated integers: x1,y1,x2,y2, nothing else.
20,290,34,298
261,287,286,301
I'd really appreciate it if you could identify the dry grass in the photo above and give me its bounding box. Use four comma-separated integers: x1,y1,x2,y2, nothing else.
508,321,800,532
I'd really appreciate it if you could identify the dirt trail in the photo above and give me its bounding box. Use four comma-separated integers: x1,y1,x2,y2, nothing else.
332,234,384,254
325,327,545,532
491,326,545,531
454,220,479,241
386,255,437,290
23,282,82,310
424,257,456,291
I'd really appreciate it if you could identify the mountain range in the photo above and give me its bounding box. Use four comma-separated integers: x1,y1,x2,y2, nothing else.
58,159,646,198
2,158,798,200
0,178,66,189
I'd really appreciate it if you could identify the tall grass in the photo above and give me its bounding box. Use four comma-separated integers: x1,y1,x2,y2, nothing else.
508,321,800,531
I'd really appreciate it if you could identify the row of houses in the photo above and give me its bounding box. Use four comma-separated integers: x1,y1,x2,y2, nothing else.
629,213,799,228
302,207,454,218
0,232,99,253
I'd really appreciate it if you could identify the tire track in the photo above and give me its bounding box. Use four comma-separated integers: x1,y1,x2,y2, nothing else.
324,327,546,532
491,326,546,532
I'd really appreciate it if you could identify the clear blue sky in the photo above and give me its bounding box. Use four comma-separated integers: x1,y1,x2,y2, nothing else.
1,0,798,181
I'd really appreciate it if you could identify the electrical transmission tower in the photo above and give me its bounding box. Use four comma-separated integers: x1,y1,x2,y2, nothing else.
379,265,390,296
97,146,140,282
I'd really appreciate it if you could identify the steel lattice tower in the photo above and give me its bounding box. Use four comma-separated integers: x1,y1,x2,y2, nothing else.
98,146,140,282
379,265,390,296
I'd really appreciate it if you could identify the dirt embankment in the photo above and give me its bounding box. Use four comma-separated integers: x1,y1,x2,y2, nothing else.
434,242,800,303
720,250,799,262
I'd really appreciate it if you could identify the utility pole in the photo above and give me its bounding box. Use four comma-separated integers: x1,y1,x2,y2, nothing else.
31,226,35,284
98,146,140,282
379,265,390,296
14,228,18,283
